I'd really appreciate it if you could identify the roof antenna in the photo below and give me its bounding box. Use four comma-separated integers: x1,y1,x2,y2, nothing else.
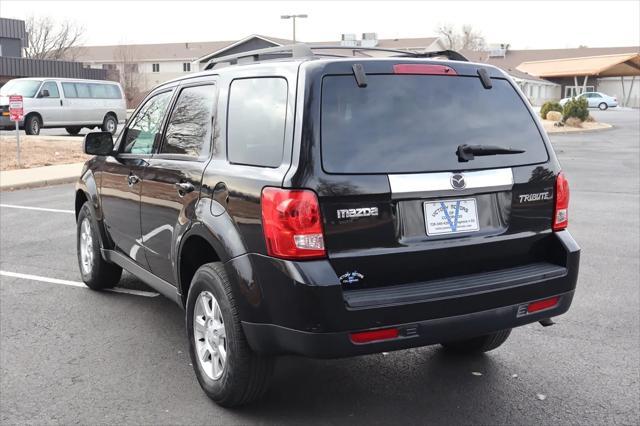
352,64,368,88
477,68,492,89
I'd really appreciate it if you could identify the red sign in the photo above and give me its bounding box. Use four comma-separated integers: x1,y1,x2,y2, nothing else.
9,95,23,122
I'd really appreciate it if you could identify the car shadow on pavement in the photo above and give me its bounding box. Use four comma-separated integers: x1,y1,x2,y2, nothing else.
233,348,507,423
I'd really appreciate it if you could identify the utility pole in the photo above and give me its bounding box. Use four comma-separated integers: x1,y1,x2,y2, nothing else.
280,14,308,43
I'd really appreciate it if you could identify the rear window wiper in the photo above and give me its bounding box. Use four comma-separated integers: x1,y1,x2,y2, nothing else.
456,144,525,162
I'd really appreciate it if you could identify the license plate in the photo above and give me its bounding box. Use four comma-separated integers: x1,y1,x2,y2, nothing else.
424,198,479,236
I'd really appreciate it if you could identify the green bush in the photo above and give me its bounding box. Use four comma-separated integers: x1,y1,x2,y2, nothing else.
562,97,589,122
540,101,563,119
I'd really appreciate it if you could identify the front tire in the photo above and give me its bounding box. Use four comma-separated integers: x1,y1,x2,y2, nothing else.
66,126,82,135
76,202,122,289
598,102,608,110
101,114,118,134
440,329,512,354
186,262,274,407
24,115,42,135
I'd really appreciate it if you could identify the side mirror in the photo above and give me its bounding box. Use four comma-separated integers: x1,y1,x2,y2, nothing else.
84,132,114,156
39,89,50,98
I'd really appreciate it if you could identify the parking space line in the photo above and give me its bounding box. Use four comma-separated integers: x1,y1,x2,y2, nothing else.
0,270,159,298
0,204,74,214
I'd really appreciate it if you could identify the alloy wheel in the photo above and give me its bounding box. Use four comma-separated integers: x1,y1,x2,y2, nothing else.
193,291,227,380
79,218,94,275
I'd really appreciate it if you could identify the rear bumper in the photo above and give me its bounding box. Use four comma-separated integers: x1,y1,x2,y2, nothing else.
225,230,580,358
242,290,574,358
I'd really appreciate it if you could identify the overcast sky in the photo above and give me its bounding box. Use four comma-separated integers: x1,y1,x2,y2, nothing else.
1,0,638,49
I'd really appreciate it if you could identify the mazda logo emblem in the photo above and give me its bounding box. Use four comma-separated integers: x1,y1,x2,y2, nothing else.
450,173,466,190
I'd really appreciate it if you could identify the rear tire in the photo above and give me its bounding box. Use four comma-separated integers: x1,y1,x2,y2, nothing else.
24,115,42,135
66,126,82,135
101,114,118,134
186,262,274,407
598,102,608,110
440,329,512,354
76,202,122,289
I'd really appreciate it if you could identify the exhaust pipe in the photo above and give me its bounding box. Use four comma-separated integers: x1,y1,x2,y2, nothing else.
539,318,555,327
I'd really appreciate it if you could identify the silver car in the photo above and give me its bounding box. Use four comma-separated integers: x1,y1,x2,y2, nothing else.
0,78,126,135
559,91,618,110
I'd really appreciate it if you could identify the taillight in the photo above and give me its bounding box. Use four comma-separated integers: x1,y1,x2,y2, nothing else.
261,187,325,260
553,172,570,231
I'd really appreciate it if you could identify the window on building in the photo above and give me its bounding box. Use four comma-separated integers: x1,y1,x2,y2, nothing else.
162,85,216,157
183,62,191,72
227,78,288,168
152,63,160,72
102,64,117,70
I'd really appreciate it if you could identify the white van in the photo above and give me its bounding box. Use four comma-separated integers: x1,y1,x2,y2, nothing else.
0,78,127,135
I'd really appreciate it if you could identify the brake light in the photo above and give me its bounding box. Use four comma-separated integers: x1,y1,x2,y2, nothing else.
350,328,399,344
261,187,325,260
527,296,559,313
553,172,570,231
393,64,458,75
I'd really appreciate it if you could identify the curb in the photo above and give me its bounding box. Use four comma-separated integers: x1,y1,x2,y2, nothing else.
546,124,614,135
0,175,77,191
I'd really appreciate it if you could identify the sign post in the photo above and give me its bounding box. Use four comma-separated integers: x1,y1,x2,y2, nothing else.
9,95,24,168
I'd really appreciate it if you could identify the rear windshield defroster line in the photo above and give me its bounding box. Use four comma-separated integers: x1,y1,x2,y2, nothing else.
320,74,548,174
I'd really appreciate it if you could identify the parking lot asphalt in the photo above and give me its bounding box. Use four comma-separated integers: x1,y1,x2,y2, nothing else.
1,110,638,425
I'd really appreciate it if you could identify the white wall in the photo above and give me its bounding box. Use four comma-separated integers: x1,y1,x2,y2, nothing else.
598,77,639,108
86,60,194,92
515,80,561,106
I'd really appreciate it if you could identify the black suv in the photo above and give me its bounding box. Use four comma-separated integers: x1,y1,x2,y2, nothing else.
75,45,580,407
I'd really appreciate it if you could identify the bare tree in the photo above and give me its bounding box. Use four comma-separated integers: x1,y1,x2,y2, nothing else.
114,45,144,107
437,24,486,51
24,16,84,60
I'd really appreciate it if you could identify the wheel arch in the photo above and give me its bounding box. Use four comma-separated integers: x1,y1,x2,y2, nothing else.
75,169,112,250
177,227,225,307
24,111,43,126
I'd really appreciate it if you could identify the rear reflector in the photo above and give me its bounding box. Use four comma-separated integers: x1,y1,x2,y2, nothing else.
393,64,457,75
553,172,570,231
527,296,560,314
350,328,399,344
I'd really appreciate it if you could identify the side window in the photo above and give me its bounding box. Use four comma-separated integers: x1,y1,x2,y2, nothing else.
41,82,59,98
89,84,108,98
162,85,216,157
107,85,122,99
227,78,288,167
122,91,173,155
62,83,77,98
76,83,90,98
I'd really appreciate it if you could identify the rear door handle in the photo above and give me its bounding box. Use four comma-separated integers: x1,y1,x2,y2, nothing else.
127,174,140,187
60,99,63,106
175,182,195,197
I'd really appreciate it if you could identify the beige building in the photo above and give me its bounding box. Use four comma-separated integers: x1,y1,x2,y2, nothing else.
74,34,639,108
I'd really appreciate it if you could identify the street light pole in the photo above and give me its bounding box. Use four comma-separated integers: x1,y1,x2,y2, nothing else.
281,14,308,44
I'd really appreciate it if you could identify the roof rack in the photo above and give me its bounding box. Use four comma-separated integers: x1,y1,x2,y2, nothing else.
203,44,468,70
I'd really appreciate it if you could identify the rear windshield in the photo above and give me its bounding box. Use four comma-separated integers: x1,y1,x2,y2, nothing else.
321,74,548,174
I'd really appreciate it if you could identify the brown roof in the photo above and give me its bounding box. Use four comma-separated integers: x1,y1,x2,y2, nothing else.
461,46,640,70
517,53,640,77
75,35,443,63
73,35,292,63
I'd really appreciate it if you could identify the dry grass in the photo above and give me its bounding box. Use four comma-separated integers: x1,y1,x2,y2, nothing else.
0,135,89,170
